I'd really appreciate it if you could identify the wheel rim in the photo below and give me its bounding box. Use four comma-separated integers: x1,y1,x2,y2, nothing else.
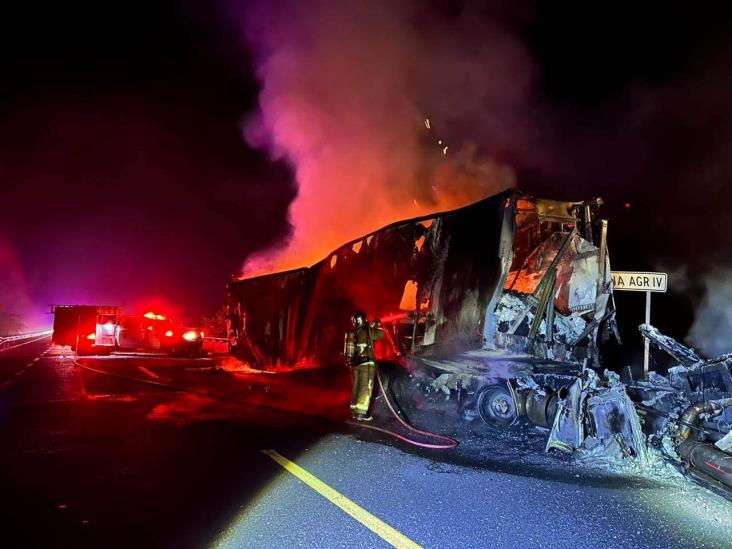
477,385,517,428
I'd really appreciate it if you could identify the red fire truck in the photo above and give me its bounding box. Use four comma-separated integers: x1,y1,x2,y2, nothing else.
52,305,120,354
52,305,204,356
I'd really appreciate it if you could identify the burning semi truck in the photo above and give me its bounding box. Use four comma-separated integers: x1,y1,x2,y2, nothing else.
226,190,619,429
225,189,732,493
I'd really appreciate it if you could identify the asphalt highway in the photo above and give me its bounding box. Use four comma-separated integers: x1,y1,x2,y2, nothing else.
1,345,730,548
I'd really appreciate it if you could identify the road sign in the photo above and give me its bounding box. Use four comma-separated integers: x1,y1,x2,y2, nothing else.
611,271,668,377
611,271,667,293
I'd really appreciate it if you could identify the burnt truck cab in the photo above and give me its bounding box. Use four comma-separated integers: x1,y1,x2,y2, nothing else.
226,191,619,424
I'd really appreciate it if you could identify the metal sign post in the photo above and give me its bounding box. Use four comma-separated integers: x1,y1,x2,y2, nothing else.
644,290,651,375
611,271,668,377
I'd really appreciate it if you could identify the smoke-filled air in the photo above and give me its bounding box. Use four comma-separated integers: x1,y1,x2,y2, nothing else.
233,0,539,277
688,268,732,358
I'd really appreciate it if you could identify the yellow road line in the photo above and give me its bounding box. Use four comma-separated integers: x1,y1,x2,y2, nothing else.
262,449,421,549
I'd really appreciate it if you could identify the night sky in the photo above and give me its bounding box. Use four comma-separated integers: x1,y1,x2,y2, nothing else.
1,1,296,326
2,1,732,349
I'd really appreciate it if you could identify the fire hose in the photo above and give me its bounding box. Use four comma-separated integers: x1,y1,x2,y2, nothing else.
345,321,457,450
346,369,458,450
72,357,457,450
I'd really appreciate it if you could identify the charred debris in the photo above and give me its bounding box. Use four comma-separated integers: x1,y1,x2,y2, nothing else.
225,190,732,492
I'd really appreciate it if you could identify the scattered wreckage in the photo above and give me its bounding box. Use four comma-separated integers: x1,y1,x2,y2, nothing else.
634,325,732,491
224,189,731,492
491,323,732,493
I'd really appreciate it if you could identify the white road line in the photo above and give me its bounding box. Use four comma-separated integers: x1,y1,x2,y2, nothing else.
137,366,161,379
33,357,40,362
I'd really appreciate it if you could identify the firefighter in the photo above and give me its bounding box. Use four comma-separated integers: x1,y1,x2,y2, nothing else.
345,311,385,421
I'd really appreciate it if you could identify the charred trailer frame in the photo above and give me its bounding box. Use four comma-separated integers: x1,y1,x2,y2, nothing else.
226,190,618,425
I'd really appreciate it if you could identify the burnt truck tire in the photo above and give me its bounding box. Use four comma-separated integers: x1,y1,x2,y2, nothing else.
477,384,518,429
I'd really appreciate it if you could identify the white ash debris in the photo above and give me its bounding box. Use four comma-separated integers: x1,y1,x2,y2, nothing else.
646,371,673,387
428,372,473,398
629,370,679,407
495,292,586,342
432,374,453,397
495,293,525,325
603,369,622,387
515,375,543,394
715,430,732,452
660,432,680,461
575,440,685,482
641,392,675,408
568,239,601,307
668,365,689,377
552,313,586,343
584,367,602,389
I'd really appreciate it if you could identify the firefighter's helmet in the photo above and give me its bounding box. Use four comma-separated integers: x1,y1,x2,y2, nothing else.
352,311,367,327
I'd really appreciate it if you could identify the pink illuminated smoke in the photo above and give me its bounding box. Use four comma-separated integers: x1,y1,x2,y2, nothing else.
233,1,540,276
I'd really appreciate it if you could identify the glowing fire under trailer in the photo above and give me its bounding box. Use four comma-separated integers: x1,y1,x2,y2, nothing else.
227,190,620,429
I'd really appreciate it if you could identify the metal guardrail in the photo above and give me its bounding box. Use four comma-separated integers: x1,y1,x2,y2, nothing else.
0,330,53,352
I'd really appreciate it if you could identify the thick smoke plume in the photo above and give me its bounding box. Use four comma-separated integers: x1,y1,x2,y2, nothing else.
235,0,537,276
0,236,44,332
687,268,732,358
